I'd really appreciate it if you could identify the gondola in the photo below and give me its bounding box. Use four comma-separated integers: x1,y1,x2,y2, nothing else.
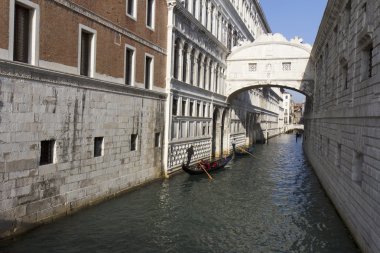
232,144,254,157
181,154,233,175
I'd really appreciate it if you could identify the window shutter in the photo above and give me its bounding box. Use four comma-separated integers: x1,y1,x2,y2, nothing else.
14,4,30,63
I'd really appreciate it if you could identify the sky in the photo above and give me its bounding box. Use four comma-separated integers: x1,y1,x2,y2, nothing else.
259,0,327,102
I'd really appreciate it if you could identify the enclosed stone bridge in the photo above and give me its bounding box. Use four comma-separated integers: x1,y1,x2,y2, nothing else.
226,33,315,100
284,124,304,133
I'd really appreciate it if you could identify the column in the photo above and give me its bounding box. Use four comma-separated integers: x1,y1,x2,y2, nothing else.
199,54,204,89
195,0,201,20
188,0,194,14
202,1,207,27
210,63,215,92
186,46,192,84
204,59,210,90
207,2,212,31
178,40,184,81
192,50,199,86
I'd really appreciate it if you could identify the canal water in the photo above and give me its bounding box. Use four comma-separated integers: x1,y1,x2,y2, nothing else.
0,135,360,253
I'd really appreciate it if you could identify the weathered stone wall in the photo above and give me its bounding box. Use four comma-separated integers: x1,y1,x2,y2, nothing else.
304,1,380,252
0,62,166,238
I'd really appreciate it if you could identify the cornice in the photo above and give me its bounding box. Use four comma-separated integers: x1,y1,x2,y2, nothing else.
0,60,167,100
311,0,344,59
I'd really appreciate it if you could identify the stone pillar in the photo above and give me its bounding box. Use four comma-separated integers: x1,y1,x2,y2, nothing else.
188,0,194,14
199,54,204,89
207,2,212,31
195,0,200,20
202,1,207,27
210,63,215,92
178,40,184,81
205,58,210,90
185,46,192,84
192,50,199,86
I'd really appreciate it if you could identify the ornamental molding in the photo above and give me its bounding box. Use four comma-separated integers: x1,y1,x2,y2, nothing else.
0,60,166,100
52,0,166,55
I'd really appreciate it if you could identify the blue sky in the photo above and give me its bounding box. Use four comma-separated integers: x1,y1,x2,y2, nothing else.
259,0,327,102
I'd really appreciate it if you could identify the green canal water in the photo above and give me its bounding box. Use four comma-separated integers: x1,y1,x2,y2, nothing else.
0,135,360,252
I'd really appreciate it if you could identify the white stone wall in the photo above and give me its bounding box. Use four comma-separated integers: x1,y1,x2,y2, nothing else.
304,1,380,252
0,62,165,237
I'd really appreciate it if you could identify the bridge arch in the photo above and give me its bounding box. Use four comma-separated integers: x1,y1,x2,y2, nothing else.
226,33,315,100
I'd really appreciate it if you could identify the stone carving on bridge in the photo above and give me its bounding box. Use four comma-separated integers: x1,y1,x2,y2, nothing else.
226,33,315,100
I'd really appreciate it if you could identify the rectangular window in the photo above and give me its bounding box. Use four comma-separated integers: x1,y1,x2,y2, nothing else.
40,140,55,165
154,132,160,147
80,27,95,77
182,100,187,116
361,44,373,81
248,63,257,72
172,98,178,116
126,0,136,18
94,137,103,157
144,55,153,89
197,103,200,117
282,62,291,71
125,46,135,85
146,0,155,29
14,4,30,63
342,64,348,89
190,101,194,117
131,134,138,151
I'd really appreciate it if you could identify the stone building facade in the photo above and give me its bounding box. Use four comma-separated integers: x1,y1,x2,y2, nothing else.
0,0,167,237
304,0,380,252
164,0,285,174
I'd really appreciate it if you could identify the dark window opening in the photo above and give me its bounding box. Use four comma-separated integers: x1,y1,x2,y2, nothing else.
172,98,178,115
131,134,138,151
80,31,92,76
182,100,186,116
368,45,373,78
40,140,55,165
154,133,160,147
125,48,134,85
190,101,194,116
127,0,134,16
145,56,152,89
343,64,348,89
146,0,154,28
14,4,30,63
94,137,103,157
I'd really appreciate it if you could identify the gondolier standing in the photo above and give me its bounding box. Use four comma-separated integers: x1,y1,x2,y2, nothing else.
186,145,194,166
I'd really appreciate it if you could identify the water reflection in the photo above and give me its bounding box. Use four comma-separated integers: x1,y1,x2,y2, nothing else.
0,135,360,253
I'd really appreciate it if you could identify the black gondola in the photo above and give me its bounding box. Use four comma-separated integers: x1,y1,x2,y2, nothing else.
181,154,233,175
232,143,254,157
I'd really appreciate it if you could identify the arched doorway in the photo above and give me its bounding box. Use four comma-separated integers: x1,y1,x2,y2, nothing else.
212,107,221,158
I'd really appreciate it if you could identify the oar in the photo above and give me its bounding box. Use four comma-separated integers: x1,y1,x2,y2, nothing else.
198,163,213,180
237,146,258,159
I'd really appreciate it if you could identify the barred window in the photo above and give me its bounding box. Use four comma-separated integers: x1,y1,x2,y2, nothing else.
248,63,257,72
282,62,291,71
40,140,55,165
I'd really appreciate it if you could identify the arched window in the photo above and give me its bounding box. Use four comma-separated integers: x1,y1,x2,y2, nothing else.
203,58,208,89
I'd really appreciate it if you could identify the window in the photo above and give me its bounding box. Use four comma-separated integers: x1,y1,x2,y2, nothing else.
248,63,257,72
146,0,155,29
11,0,39,64
190,101,194,116
342,63,348,89
154,133,160,147
131,134,138,151
359,43,373,81
144,55,153,89
79,26,96,77
282,62,291,71
172,98,178,115
125,46,135,85
182,100,187,116
40,140,55,165
126,0,136,18
94,137,103,157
